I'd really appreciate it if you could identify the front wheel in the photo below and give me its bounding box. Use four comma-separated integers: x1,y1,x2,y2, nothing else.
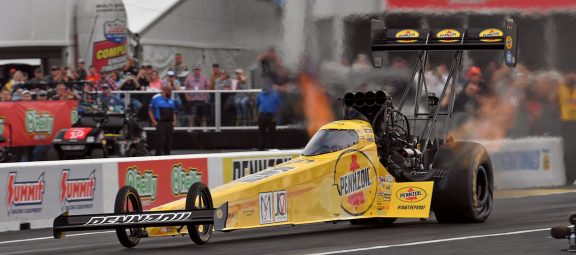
186,182,213,245
432,142,494,223
114,186,143,248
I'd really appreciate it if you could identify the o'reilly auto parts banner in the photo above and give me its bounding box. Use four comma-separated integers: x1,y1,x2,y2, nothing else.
118,159,208,210
0,164,103,221
0,101,78,146
222,154,298,183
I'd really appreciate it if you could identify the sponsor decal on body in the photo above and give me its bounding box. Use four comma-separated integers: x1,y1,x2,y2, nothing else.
6,172,45,214
505,35,513,50
335,153,377,216
395,29,419,43
479,28,503,42
60,169,96,210
259,191,288,224
436,29,461,42
396,187,427,203
84,212,191,225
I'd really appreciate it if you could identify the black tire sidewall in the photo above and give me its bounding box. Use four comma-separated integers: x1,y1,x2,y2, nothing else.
186,182,213,245
432,142,493,223
114,186,142,248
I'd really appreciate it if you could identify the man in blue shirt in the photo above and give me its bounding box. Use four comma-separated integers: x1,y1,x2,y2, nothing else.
148,85,177,155
256,86,282,150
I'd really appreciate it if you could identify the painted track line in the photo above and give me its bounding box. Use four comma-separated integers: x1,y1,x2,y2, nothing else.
0,230,114,245
305,228,551,255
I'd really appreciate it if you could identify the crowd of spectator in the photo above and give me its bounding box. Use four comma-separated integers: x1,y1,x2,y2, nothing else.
0,53,258,127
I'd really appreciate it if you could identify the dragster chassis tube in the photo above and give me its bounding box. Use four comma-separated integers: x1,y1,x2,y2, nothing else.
53,202,228,238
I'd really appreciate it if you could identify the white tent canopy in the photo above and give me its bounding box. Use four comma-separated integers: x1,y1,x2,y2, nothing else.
122,0,180,34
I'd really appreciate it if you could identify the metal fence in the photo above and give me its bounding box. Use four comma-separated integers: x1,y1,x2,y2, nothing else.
110,89,278,132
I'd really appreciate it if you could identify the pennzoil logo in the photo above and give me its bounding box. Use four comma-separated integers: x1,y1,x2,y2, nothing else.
436,29,460,42
395,29,419,43
125,167,157,201
479,29,503,42
335,153,377,216
60,170,96,209
25,109,54,135
84,212,191,225
171,163,202,197
6,172,45,214
396,187,427,202
505,36,513,50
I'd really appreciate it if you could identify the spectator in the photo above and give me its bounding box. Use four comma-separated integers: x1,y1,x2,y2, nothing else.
209,63,221,90
258,47,287,87
171,53,188,77
118,75,143,113
21,90,32,101
51,84,79,100
76,59,87,81
256,86,281,150
136,67,150,90
148,71,163,91
559,72,576,185
100,84,122,109
233,69,250,125
1,89,11,101
46,66,62,83
36,90,48,101
184,65,210,127
123,57,139,76
108,71,122,90
216,71,232,90
29,68,47,91
6,71,25,93
163,71,182,90
453,66,490,113
86,66,101,83
148,85,177,156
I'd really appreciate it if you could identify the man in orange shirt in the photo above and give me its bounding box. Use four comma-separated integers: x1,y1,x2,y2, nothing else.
86,66,101,83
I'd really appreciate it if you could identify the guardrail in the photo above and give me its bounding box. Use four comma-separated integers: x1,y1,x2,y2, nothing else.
110,89,294,132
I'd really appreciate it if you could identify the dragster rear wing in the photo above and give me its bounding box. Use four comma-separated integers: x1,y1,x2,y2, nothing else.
370,18,518,68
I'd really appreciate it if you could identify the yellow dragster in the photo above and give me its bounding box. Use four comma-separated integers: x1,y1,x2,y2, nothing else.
148,119,434,237
53,18,518,248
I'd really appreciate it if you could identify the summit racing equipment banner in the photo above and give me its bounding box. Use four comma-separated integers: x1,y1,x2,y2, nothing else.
0,101,77,146
0,164,103,222
118,158,208,210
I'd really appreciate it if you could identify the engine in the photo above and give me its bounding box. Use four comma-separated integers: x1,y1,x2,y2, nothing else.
342,91,425,181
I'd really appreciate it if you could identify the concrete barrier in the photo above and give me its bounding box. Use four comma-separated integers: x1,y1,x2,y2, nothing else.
480,137,565,189
0,150,300,232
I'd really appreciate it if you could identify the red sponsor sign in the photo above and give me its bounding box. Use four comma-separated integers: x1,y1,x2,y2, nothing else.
118,158,208,210
0,101,77,146
388,0,576,11
64,128,92,140
92,40,127,73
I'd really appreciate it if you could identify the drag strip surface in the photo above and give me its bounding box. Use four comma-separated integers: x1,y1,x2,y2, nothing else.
0,191,574,255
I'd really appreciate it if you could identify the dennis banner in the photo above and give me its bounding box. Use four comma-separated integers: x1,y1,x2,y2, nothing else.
0,101,77,147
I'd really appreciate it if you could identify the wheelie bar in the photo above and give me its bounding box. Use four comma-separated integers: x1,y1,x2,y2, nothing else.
53,202,228,238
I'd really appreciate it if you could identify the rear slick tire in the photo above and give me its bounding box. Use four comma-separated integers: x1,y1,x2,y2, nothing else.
186,182,214,245
114,186,143,248
432,142,494,223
